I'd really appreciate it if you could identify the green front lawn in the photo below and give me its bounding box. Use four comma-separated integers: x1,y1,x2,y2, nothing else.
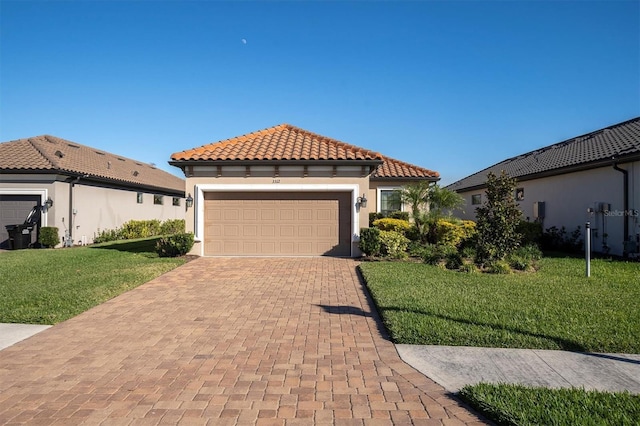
460,383,640,426
0,238,186,324
359,257,640,353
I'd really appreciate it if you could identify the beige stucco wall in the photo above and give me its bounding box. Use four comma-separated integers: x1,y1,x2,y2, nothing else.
71,183,184,245
454,161,639,256
183,172,372,257
1,174,185,247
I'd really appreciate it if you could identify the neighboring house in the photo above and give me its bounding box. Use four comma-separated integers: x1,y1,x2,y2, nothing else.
447,117,640,257
0,135,186,249
170,124,439,257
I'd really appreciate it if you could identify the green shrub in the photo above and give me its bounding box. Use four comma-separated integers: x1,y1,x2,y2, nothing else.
369,212,384,227
486,260,512,274
379,230,409,259
542,225,583,253
459,262,478,273
372,218,412,235
160,219,185,235
421,244,457,265
405,225,422,242
517,220,543,246
475,171,522,263
435,218,477,248
359,227,382,257
507,244,543,271
121,220,161,239
388,211,410,221
93,227,124,244
38,227,60,248
461,245,476,260
445,252,463,270
155,233,194,257
93,219,187,244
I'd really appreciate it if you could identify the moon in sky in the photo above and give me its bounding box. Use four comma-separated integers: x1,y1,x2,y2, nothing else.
241,39,247,44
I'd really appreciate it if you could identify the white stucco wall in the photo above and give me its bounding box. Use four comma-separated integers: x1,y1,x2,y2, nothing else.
454,161,639,257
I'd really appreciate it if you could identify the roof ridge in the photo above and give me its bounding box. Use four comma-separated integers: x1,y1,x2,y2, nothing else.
27,136,59,169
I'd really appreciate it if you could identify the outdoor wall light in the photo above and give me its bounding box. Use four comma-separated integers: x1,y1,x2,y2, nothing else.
42,197,54,212
185,193,194,209
357,194,368,208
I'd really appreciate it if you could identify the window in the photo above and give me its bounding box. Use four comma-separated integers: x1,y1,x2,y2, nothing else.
137,192,143,204
471,194,482,205
380,190,401,215
515,188,524,201
153,195,164,205
172,197,180,206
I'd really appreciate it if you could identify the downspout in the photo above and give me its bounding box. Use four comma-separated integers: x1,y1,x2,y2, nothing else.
613,161,629,257
68,175,87,246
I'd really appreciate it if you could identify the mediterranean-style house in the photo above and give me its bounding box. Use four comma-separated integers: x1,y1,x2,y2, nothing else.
0,135,186,249
447,117,640,257
170,124,439,257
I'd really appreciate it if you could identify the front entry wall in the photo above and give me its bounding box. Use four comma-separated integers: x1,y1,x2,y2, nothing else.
204,192,352,256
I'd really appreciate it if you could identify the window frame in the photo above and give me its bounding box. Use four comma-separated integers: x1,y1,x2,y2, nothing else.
471,194,482,205
172,197,180,207
153,195,164,205
376,186,403,215
136,192,144,204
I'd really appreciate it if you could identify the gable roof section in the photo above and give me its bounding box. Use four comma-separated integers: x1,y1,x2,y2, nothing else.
0,135,185,194
448,116,640,192
170,123,439,180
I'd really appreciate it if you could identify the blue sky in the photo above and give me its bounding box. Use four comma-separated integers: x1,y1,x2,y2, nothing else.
1,0,638,185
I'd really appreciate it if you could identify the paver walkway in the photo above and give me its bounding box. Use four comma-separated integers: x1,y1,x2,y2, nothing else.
0,257,486,425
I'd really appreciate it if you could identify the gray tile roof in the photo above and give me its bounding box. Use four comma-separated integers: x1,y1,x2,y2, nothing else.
0,135,185,194
447,117,640,192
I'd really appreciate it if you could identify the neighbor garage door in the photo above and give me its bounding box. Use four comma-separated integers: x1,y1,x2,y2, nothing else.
204,192,351,256
0,194,41,249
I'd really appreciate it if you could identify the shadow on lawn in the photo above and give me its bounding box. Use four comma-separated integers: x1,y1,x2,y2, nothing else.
382,306,589,352
90,238,160,254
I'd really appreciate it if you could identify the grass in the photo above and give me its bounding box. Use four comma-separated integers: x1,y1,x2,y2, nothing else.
358,257,640,353
460,383,640,426
0,237,186,324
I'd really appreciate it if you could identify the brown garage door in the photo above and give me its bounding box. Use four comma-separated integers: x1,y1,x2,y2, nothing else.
0,195,41,249
204,192,351,256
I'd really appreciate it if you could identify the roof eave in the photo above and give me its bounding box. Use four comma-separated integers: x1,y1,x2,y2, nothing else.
0,168,185,196
169,159,385,167
370,176,440,182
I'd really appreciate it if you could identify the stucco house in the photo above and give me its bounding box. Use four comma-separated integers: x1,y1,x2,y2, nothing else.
170,124,439,257
0,135,186,249
447,117,640,257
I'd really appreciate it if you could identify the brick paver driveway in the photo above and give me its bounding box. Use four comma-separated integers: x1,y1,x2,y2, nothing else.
0,258,486,425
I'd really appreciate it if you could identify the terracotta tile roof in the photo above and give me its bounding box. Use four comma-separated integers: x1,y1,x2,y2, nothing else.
373,155,440,180
447,116,640,191
171,124,384,162
171,123,439,180
0,135,184,193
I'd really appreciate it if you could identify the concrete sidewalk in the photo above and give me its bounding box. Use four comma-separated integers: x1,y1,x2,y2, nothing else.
0,323,50,351
398,344,640,394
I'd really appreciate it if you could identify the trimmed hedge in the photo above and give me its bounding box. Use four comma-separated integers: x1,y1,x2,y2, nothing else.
156,233,195,257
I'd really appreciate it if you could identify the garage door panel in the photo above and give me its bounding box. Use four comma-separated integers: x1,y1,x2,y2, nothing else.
0,195,41,249
204,192,350,256
261,210,276,220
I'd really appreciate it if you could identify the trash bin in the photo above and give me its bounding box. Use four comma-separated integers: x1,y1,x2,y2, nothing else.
5,224,33,250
